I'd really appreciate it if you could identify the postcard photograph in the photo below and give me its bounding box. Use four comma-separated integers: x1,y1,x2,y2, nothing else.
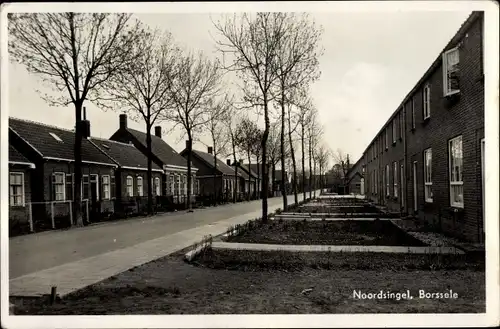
1,1,498,328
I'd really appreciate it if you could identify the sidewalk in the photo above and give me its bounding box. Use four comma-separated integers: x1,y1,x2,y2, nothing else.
10,192,317,297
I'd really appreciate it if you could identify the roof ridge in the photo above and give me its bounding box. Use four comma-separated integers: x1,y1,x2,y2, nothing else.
9,116,77,133
89,136,135,147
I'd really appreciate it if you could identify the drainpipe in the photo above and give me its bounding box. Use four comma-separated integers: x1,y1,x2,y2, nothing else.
403,105,408,217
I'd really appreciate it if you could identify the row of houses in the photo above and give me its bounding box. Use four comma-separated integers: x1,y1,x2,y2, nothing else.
8,112,288,235
347,12,485,242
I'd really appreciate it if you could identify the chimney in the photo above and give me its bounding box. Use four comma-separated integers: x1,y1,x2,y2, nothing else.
226,159,231,166
208,146,213,154
81,106,91,138
119,113,127,130
154,126,162,138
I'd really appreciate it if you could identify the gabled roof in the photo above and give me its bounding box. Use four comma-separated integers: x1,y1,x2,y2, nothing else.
240,164,259,179
9,145,35,168
235,167,251,181
125,128,189,168
9,118,116,166
89,138,163,172
347,172,363,184
185,149,241,176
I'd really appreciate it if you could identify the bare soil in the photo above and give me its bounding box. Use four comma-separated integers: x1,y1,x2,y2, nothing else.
226,220,427,246
11,250,485,315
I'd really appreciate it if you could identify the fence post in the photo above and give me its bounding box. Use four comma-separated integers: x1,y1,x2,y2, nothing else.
50,202,55,229
28,203,33,232
69,201,73,226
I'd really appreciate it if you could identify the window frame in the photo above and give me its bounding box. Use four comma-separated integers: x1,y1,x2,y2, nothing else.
126,175,134,197
393,162,398,198
399,108,404,139
423,84,431,119
385,165,390,197
411,97,416,129
392,120,396,144
53,172,66,201
9,172,25,206
154,177,161,196
101,175,111,200
442,47,460,97
448,136,463,208
136,176,144,197
424,148,433,203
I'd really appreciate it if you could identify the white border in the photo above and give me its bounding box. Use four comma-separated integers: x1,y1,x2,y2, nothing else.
1,1,499,329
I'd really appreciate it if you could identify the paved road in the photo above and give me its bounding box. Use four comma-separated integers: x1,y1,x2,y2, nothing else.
10,193,314,279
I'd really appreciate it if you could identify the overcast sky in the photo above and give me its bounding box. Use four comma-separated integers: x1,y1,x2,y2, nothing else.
7,6,473,167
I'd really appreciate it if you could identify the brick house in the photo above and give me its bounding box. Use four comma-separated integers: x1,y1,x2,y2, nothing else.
9,117,118,228
8,144,35,234
109,114,198,205
361,12,484,242
180,147,240,201
89,137,164,215
238,163,259,197
347,158,364,195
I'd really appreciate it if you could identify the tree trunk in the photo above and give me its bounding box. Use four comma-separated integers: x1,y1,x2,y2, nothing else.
247,150,252,201
213,144,218,206
313,160,317,198
308,134,312,200
232,135,238,203
261,101,270,223
287,115,298,205
280,97,287,211
73,101,84,226
271,162,276,198
146,119,153,216
256,155,260,199
187,135,193,211
301,124,306,201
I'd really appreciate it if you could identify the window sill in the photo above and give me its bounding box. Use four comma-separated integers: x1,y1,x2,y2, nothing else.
448,206,465,213
425,199,433,203
9,205,25,208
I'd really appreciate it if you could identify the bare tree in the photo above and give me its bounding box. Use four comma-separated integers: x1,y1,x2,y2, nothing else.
315,143,332,194
286,102,302,204
223,104,243,202
204,94,232,205
8,13,142,226
266,121,283,198
273,13,323,210
235,117,261,201
165,50,222,211
214,13,287,223
307,108,322,199
332,148,351,193
100,28,179,215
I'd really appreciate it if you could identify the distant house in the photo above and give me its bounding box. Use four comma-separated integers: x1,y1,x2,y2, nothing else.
9,116,118,227
9,144,35,234
347,158,365,195
89,138,164,215
238,163,259,197
109,114,198,204
180,147,240,200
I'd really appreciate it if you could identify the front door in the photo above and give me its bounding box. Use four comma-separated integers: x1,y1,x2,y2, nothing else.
413,161,418,214
90,174,99,222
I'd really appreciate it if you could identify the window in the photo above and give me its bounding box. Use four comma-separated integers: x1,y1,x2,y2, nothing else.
386,165,390,197
170,174,175,195
182,175,187,195
400,163,404,205
449,136,463,207
66,173,74,201
110,176,116,199
175,174,180,195
137,176,143,196
424,148,433,202
399,109,404,138
126,176,134,197
154,177,161,196
52,172,66,201
9,172,24,206
385,129,388,149
102,175,110,200
374,169,378,194
443,47,460,96
423,84,431,119
196,179,200,195
49,132,63,142
82,175,89,200
393,162,398,198
411,98,415,129
392,120,396,144
90,174,99,200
